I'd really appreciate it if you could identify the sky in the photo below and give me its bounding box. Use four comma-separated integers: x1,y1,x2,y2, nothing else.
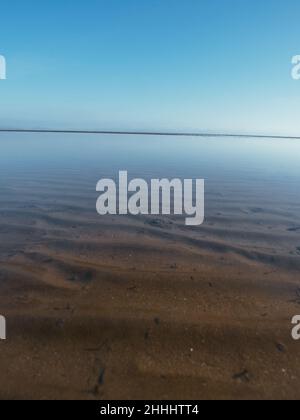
0,0,300,136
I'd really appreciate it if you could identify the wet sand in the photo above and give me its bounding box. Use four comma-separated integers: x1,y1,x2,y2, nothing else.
0,166,300,400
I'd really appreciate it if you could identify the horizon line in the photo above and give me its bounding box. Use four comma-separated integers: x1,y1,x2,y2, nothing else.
0,128,300,140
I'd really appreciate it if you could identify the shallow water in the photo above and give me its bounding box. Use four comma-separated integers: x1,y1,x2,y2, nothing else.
1,133,300,266
1,133,300,178
1,133,300,400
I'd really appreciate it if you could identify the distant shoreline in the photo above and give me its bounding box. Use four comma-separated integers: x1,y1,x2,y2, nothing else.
0,128,300,140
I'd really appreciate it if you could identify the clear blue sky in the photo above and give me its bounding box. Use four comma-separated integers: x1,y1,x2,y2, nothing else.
0,0,300,135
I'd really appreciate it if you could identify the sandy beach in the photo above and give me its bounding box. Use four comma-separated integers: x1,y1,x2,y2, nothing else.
0,138,300,400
